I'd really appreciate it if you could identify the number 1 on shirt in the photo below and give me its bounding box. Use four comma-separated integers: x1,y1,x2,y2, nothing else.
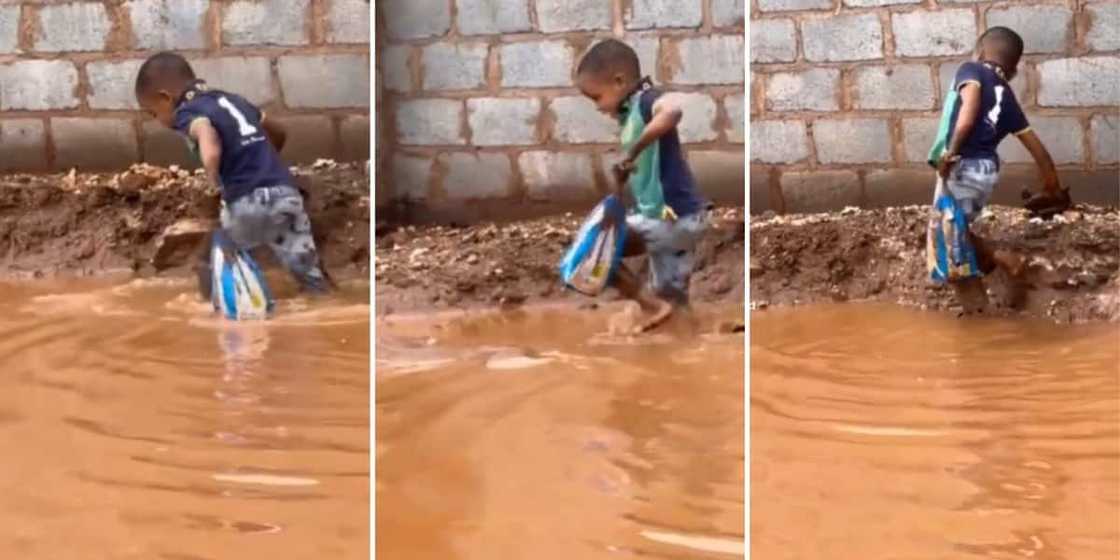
218,96,259,137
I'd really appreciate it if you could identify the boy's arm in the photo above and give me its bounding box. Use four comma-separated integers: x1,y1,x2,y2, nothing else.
189,118,223,188
613,93,683,185
1016,129,1062,194
260,113,288,152
938,82,981,179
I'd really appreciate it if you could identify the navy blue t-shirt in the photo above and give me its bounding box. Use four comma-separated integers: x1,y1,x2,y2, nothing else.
638,88,705,218
945,62,1030,163
173,84,293,202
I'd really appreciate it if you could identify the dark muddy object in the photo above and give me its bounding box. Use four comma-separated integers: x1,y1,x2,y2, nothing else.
750,205,1120,323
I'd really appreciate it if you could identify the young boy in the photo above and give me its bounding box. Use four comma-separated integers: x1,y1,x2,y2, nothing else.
929,26,1069,311
134,52,330,294
575,39,707,332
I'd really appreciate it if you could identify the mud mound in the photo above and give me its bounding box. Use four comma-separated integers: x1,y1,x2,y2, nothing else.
750,205,1120,323
0,161,370,280
375,207,745,314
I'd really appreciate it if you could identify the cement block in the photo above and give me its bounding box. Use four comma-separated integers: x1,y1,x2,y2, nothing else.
396,99,464,145
864,169,934,209
1038,57,1120,107
669,35,744,85
712,0,745,27
780,170,862,214
751,120,809,164
751,18,797,64
0,120,48,171
536,0,611,32
626,36,661,81
467,97,541,146
422,42,488,91
689,150,746,204
803,13,883,62
902,117,938,163
457,0,531,36
758,0,832,11
340,115,371,163
998,116,1084,164
274,115,336,165
443,152,513,200
676,93,720,143
392,154,433,201
725,94,745,144
519,151,596,200
813,118,891,164
986,5,1073,54
128,0,208,50
87,59,144,110
190,57,275,106
35,3,111,52
222,0,309,46
844,0,919,5
381,46,413,93
1092,114,1119,165
381,0,451,40
53,118,139,171
854,64,936,110
550,96,618,144
0,60,80,111
892,10,976,57
749,165,775,214
327,0,370,43
141,120,196,168
1,6,21,53
1087,3,1120,52
625,0,702,30
279,54,370,108
500,41,574,88
765,68,840,112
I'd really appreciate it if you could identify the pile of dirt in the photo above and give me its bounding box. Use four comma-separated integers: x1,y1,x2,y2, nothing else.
750,205,1120,323
374,207,745,314
0,161,370,280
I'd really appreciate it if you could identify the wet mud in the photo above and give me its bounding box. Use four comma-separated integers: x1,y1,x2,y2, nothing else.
375,207,745,315
0,161,370,283
750,205,1120,323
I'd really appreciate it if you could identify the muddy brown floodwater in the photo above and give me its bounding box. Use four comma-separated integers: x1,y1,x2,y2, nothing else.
752,304,1119,560
376,303,745,559
0,278,370,559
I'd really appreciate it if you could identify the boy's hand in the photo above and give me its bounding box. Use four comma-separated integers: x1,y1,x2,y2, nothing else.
1022,187,1072,220
611,158,635,188
937,152,961,180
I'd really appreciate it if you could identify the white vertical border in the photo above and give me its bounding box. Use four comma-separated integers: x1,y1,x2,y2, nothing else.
368,0,377,558
742,3,752,557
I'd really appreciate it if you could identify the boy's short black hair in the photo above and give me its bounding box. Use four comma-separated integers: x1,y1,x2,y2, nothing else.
577,39,641,80
978,26,1024,67
134,51,196,96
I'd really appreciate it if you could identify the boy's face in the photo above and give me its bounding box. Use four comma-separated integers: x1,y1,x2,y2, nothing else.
577,72,632,115
137,90,177,128
976,41,1019,80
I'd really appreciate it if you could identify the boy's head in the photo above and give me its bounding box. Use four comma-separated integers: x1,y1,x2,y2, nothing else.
134,52,197,128
576,39,642,115
976,26,1024,80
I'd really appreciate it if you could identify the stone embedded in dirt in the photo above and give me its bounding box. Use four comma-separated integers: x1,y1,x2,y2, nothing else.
151,218,214,271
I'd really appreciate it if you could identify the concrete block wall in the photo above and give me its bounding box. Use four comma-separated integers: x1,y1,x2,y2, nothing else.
751,0,1120,214
0,0,370,172
378,0,747,221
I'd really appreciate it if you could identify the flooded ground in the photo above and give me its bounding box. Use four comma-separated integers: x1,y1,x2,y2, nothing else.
752,304,1119,559
376,304,745,559
0,278,370,559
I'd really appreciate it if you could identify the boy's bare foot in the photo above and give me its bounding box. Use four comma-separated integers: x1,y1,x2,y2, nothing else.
636,298,673,333
953,277,989,315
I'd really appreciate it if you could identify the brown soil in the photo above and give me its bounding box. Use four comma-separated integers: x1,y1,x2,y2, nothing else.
0,161,370,282
374,207,745,315
750,205,1120,323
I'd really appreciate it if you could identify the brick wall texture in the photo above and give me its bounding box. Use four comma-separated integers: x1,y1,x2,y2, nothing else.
377,0,747,220
751,0,1120,215
0,0,370,172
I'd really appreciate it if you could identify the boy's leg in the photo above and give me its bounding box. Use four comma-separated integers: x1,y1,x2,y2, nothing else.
262,186,331,294
627,212,706,330
614,263,673,332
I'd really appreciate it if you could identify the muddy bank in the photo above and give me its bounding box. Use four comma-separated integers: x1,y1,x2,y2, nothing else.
0,161,370,282
374,207,745,314
751,205,1120,323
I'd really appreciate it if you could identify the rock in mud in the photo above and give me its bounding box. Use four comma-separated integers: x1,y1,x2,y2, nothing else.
152,218,214,271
